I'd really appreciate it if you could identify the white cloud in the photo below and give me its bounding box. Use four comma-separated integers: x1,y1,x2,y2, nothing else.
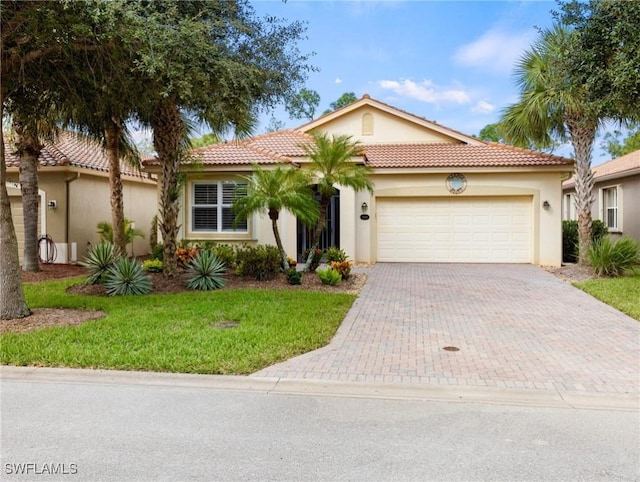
471,100,495,114
454,28,536,73
377,79,471,105
335,77,343,84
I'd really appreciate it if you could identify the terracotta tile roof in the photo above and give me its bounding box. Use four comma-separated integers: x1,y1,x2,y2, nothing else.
3,131,153,179
145,130,314,167
563,150,640,188
363,142,574,168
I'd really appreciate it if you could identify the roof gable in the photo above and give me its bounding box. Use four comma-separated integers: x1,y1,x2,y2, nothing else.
297,94,483,146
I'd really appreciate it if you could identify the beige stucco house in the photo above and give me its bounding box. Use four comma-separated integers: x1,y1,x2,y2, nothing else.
5,131,158,264
145,95,573,266
562,149,640,241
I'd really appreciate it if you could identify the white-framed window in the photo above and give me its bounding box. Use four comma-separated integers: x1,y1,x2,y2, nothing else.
601,186,619,231
563,193,576,221
191,180,247,233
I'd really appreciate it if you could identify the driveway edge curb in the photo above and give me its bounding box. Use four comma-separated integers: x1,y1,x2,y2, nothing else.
2,366,637,412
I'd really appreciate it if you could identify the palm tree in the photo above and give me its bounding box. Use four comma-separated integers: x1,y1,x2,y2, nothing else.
300,132,374,271
233,164,319,269
500,25,600,266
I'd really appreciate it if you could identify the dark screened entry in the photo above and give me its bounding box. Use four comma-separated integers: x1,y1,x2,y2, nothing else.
297,187,340,261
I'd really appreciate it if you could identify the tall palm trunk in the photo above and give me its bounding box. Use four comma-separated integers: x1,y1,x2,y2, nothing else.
13,118,41,272
269,207,289,269
567,117,596,266
304,195,330,271
151,99,184,277
0,99,31,319
104,119,127,257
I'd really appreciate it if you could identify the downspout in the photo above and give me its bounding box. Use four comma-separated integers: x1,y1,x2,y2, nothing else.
65,173,81,261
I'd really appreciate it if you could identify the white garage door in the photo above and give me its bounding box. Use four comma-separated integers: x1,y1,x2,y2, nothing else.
377,196,532,263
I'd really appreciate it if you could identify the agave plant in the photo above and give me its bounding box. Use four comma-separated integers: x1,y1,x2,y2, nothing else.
80,242,118,285
104,257,152,296
186,250,227,291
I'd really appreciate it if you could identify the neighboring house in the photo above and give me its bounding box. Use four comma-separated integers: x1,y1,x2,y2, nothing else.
563,150,640,241
144,95,573,266
5,131,157,264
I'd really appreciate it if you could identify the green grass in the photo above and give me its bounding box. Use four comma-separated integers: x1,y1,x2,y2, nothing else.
1,278,356,374
574,272,640,321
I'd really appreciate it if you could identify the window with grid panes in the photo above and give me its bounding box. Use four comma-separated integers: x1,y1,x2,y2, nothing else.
602,186,618,230
192,181,247,232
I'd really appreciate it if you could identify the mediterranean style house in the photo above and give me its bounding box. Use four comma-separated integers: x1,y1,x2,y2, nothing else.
5,131,157,263
563,149,640,241
145,95,573,266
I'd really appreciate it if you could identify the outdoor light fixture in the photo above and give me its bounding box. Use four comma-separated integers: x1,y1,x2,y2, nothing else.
543,200,550,210
361,202,368,213
47,200,57,210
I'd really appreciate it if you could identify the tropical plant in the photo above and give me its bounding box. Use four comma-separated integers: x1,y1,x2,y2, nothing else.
186,250,227,291
500,25,599,266
502,2,640,266
175,247,200,269
142,259,164,273
80,243,119,285
589,237,640,277
149,215,159,249
235,244,282,281
97,219,144,247
285,267,302,285
151,243,164,261
300,132,374,271
326,247,348,263
233,165,319,269
562,220,607,263
104,257,152,296
330,261,352,280
317,267,342,286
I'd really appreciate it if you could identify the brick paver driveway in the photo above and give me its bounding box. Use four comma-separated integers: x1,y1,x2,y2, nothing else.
254,264,639,394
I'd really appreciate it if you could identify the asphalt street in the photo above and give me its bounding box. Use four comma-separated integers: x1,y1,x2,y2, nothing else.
1,373,638,482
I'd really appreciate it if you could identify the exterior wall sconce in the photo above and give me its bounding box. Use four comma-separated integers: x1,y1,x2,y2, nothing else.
47,200,57,210
361,202,368,213
542,200,550,210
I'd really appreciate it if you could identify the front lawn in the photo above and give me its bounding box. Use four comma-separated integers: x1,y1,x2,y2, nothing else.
0,278,356,374
574,272,640,321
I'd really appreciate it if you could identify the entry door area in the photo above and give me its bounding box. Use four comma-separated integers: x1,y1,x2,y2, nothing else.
377,196,532,263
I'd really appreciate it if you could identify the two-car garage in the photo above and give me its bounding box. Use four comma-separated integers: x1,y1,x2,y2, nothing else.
376,196,533,263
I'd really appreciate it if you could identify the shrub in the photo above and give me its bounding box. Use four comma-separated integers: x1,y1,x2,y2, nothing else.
176,247,199,268
589,236,640,277
186,250,226,290
151,243,164,261
236,245,282,281
317,267,342,286
104,257,152,296
142,259,164,273
330,260,352,280
562,220,608,263
326,247,347,263
303,248,324,272
285,267,302,285
80,242,118,285
213,244,236,270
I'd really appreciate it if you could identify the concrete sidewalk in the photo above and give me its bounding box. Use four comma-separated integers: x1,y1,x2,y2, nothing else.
254,264,640,395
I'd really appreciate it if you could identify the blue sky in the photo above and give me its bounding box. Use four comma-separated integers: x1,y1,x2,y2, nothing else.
249,0,612,163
